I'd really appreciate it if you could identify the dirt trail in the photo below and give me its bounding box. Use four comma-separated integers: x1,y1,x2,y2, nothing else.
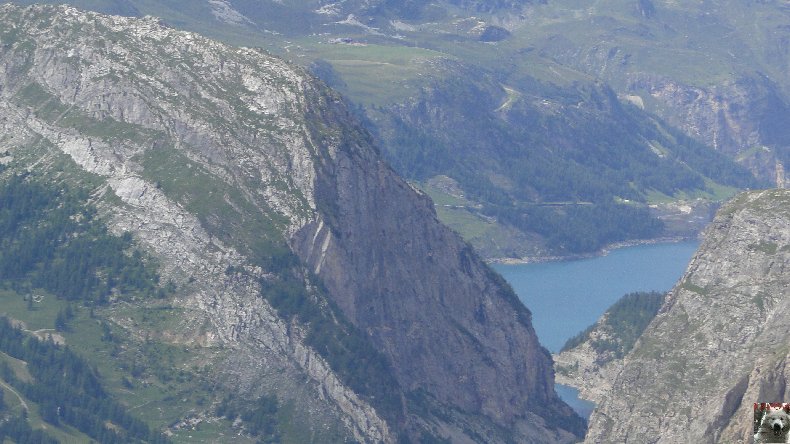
0,378,28,411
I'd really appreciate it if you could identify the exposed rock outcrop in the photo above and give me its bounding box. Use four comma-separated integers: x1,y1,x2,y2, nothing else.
554,291,664,406
0,4,582,442
553,313,630,405
585,189,790,443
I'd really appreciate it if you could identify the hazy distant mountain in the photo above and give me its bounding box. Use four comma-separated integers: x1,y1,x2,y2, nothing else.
8,0,775,259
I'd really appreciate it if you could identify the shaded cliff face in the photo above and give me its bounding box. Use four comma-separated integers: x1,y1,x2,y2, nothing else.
585,189,790,443
292,107,583,439
281,28,585,444
0,4,581,442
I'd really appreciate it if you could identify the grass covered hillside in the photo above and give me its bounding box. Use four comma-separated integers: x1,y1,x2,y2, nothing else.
0,175,188,443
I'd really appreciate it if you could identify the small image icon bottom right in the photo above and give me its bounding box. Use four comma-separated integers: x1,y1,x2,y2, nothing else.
755,403,790,443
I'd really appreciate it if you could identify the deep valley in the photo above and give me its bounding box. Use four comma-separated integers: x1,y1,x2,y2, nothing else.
0,1,787,443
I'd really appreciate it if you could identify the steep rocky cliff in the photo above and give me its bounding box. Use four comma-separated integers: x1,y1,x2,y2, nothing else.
585,189,790,443
0,4,582,442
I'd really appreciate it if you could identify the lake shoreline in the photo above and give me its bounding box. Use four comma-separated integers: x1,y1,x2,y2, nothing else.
492,240,700,352
486,235,697,265
494,241,701,419
555,383,596,420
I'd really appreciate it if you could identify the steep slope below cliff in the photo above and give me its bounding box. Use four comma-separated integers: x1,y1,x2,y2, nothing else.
553,291,664,404
514,0,790,185
0,4,582,442
585,189,790,443
366,65,755,256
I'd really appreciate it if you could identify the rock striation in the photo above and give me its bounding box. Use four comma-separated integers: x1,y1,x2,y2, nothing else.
0,4,582,442
585,189,790,443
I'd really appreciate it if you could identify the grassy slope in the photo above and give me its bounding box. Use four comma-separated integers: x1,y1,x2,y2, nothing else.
13,0,790,106
0,158,243,442
0,289,258,443
0,98,283,441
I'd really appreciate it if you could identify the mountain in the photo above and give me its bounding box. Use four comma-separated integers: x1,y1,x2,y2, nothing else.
508,0,790,184
0,4,583,442
579,189,790,443
291,0,790,187
6,0,764,260
553,291,664,404
364,66,755,256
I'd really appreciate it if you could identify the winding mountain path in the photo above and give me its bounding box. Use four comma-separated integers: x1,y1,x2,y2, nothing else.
0,378,28,411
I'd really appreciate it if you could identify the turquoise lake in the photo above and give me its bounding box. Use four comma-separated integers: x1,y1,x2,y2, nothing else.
492,241,700,353
492,240,700,418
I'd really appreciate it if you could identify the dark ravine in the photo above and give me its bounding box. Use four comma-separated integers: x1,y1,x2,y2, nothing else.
0,4,582,442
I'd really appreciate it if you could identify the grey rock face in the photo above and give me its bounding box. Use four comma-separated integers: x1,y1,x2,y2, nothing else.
627,73,789,185
291,118,583,440
585,189,790,443
553,311,628,405
0,4,581,442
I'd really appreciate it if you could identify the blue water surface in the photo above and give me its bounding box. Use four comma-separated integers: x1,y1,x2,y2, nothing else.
555,384,596,419
492,241,699,353
493,241,699,419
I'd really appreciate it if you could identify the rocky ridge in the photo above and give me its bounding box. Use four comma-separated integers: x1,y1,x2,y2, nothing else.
0,4,581,442
553,312,629,405
584,189,790,443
